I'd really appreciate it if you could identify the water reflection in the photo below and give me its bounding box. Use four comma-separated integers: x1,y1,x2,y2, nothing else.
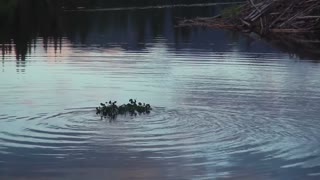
1,1,319,62
1,2,320,180
0,0,62,61
1,1,277,62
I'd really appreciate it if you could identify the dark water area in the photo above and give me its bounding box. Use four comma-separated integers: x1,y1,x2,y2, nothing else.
1,2,320,180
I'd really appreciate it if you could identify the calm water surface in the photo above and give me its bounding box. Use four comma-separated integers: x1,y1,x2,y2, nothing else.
1,5,320,180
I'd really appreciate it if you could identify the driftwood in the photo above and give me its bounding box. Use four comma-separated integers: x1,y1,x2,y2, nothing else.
176,0,320,35
176,0,320,59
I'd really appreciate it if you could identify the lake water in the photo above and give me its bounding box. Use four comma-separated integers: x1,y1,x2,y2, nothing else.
1,4,320,180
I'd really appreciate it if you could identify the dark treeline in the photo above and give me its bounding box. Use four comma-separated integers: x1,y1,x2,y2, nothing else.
0,0,240,60
55,0,242,9
0,0,243,11
1,0,316,62
0,0,275,63
0,0,62,60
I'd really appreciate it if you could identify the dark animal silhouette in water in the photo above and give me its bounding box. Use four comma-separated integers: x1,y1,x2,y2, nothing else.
96,99,152,119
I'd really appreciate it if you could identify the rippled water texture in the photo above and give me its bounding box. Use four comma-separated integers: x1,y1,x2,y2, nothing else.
1,4,320,180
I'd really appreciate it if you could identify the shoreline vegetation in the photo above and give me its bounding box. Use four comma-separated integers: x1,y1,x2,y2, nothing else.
177,0,320,58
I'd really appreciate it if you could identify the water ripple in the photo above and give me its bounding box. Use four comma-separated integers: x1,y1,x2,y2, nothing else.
1,29,320,180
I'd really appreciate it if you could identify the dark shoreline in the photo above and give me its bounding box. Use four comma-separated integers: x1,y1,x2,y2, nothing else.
1,0,320,60
177,0,320,60
63,2,244,12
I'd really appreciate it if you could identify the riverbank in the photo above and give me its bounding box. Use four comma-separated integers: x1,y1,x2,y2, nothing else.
177,0,320,58
178,0,320,34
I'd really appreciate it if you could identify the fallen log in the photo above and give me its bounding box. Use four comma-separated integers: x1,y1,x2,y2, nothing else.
176,0,320,35
176,0,320,59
